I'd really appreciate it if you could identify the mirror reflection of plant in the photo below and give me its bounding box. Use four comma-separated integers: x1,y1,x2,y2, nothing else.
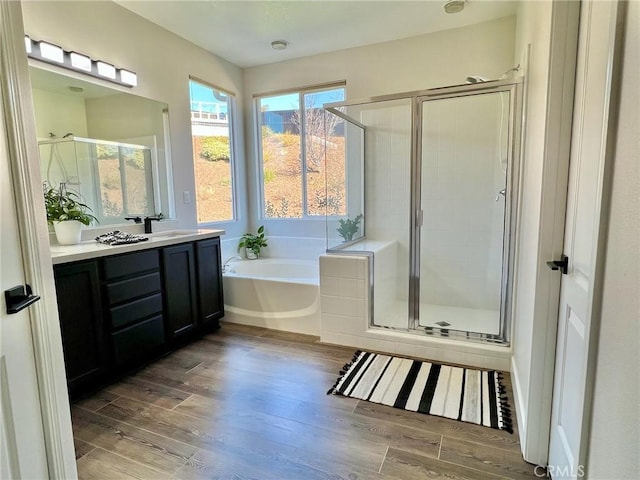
238,225,268,256
337,213,363,242
43,182,98,226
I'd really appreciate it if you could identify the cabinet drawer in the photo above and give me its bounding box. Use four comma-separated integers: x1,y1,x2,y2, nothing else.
110,293,163,330
104,250,159,280
107,272,161,305
112,315,164,367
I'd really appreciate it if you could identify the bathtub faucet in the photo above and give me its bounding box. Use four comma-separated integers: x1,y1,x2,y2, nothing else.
222,255,241,273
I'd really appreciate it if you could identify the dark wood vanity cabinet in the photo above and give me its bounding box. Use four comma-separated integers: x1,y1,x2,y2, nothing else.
195,238,224,330
104,250,165,368
53,261,108,397
53,236,223,399
162,243,198,340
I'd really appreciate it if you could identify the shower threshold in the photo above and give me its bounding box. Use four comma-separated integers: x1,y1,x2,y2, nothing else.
376,301,501,338
419,303,500,335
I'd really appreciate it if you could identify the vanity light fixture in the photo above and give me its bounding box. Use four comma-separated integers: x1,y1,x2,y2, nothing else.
119,69,138,87
39,41,64,63
96,61,116,79
25,35,137,88
70,52,92,72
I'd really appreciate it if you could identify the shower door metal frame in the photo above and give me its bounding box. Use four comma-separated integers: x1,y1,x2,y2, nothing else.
325,78,524,345
412,81,523,344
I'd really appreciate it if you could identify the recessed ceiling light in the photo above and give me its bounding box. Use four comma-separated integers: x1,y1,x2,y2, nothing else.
270,40,288,51
444,0,466,14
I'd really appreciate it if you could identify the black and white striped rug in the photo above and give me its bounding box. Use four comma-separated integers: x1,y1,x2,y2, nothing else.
328,351,512,432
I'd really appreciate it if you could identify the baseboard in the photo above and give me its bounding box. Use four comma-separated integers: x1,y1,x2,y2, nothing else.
511,356,528,457
222,310,320,336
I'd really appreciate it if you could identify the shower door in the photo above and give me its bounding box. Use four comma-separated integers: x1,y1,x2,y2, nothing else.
414,86,519,341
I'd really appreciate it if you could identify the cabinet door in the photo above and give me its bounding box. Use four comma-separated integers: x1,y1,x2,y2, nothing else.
54,261,107,396
162,243,197,339
195,238,224,329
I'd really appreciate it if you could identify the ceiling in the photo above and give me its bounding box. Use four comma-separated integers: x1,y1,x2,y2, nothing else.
114,0,518,68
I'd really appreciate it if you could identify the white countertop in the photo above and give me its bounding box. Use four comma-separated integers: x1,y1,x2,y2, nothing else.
50,229,225,265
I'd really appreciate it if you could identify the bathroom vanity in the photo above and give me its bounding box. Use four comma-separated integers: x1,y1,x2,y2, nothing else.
50,229,224,399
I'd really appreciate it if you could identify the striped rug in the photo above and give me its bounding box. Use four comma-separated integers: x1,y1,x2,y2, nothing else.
328,351,512,433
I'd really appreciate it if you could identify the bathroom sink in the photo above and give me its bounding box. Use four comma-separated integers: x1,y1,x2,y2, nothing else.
149,230,197,239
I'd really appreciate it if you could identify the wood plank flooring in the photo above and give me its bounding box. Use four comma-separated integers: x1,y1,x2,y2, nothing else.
71,322,538,479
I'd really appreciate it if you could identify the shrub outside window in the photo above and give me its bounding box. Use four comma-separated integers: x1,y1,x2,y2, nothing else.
257,85,345,218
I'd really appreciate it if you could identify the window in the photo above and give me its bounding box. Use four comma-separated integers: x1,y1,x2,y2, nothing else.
257,85,345,218
189,79,236,223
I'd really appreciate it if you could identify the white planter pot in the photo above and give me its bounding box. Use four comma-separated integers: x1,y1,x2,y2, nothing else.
53,220,83,245
245,248,259,260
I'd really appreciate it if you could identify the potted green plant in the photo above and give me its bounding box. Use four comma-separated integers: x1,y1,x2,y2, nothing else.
238,225,268,259
44,183,97,245
337,214,363,242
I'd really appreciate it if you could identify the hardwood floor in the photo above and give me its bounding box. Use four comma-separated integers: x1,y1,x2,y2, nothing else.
71,322,537,479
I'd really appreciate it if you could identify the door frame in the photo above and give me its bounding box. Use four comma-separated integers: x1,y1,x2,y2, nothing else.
0,1,77,477
510,0,582,465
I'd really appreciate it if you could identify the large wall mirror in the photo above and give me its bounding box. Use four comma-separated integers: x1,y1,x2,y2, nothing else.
29,64,175,226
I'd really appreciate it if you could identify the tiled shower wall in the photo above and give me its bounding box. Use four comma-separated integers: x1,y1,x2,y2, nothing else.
421,93,507,310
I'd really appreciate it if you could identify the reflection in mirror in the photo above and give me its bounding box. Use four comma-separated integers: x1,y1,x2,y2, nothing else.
39,137,156,221
29,65,174,226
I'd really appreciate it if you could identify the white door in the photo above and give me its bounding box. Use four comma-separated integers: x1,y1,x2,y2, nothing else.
0,86,50,478
548,1,622,478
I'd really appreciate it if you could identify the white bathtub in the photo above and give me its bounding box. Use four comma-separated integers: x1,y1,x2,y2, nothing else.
222,258,320,335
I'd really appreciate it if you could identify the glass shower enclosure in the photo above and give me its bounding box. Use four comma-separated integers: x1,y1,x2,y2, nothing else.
324,79,522,344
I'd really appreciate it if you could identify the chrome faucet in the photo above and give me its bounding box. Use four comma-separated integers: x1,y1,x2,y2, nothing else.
222,255,241,273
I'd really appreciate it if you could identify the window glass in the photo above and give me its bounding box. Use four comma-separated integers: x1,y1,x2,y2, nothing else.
303,89,345,216
189,79,235,223
259,93,302,218
257,86,345,218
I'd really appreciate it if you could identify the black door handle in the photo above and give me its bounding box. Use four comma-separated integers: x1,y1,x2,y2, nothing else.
4,284,41,314
546,255,569,275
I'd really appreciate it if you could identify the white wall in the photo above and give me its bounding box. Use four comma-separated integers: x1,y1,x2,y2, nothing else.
243,15,516,238
85,94,166,143
587,1,639,477
22,0,249,237
31,88,88,140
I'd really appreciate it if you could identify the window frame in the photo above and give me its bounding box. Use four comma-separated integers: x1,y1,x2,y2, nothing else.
254,81,346,220
189,76,238,225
